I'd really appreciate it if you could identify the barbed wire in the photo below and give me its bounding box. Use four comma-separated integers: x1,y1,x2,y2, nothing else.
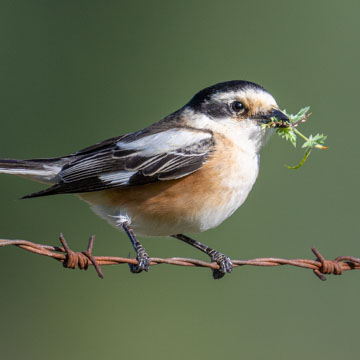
1,234,360,280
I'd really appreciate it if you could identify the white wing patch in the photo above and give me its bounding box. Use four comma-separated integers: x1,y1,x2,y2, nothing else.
99,171,137,185
116,129,211,156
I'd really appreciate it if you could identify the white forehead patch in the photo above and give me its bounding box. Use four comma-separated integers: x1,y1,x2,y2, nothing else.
211,88,278,109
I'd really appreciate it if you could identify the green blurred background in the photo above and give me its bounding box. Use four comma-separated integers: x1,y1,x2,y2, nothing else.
1,1,359,359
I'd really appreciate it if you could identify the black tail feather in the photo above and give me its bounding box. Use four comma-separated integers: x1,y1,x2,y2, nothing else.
21,184,63,199
0,156,71,196
0,157,67,170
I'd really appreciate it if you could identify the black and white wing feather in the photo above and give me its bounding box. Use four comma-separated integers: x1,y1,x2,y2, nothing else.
23,127,215,198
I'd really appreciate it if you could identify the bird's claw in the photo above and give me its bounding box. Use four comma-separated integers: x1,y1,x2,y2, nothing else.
210,252,233,279
129,248,151,273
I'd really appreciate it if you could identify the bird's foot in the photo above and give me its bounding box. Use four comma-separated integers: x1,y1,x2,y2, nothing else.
129,246,151,273
209,251,233,279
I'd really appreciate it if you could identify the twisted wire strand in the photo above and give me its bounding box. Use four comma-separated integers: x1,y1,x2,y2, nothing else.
1,234,360,280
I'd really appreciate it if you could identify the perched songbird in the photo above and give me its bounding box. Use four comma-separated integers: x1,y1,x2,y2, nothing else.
0,80,289,279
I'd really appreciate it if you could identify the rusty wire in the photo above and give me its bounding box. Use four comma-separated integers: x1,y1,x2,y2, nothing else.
1,234,360,280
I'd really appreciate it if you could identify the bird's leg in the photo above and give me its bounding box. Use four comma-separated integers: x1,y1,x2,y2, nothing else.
121,221,150,273
172,234,232,279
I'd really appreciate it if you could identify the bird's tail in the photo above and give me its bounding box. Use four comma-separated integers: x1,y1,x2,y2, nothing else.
0,157,69,185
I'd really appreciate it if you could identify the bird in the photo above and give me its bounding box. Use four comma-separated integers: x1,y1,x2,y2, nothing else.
0,80,289,279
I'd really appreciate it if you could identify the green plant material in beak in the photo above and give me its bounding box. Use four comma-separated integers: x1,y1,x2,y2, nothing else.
261,107,327,169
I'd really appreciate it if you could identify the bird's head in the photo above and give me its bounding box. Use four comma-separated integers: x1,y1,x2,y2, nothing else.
184,80,289,153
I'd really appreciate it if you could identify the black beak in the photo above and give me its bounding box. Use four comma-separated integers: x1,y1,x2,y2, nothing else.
260,109,290,127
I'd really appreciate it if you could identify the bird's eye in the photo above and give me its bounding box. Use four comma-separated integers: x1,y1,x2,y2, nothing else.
231,101,245,113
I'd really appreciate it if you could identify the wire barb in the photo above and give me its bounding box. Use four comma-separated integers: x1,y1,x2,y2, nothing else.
1,236,360,280
312,247,342,280
58,233,104,278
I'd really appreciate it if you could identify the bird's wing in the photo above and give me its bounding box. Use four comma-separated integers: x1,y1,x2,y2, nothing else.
25,127,214,197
